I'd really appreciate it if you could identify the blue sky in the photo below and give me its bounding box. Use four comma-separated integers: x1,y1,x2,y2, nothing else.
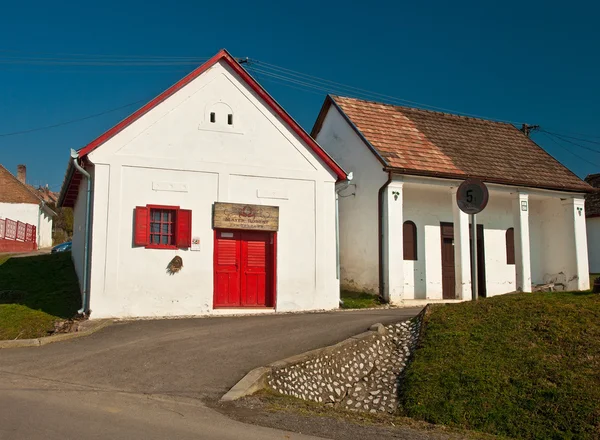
1,0,598,191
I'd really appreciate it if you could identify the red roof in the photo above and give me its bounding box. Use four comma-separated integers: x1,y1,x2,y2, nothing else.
0,164,41,205
312,95,591,193
59,50,346,207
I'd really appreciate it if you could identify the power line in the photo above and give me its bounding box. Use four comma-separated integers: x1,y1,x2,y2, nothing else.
540,130,600,154
0,99,148,137
541,130,600,146
540,132,600,168
249,59,524,124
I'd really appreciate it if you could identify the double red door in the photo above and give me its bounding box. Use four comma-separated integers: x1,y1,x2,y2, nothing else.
214,230,275,308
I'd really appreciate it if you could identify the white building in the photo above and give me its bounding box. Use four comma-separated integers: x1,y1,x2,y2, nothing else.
312,95,591,302
58,50,347,319
0,164,55,250
585,174,600,274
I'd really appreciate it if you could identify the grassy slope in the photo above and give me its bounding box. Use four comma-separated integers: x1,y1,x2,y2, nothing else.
340,291,382,309
0,253,80,339
400,292,600,440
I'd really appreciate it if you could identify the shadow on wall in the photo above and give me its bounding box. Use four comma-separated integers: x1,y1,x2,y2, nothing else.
0,253,81,318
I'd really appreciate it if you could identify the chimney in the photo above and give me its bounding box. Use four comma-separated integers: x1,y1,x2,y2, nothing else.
16,164,26,184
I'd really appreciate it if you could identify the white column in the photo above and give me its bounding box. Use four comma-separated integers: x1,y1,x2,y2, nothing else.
562,197,590,290
383,181,404,304
451,188,471,299
513,192,532,292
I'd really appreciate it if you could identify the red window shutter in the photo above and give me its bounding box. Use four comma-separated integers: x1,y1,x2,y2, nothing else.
134,206,149,246
177,209,192,248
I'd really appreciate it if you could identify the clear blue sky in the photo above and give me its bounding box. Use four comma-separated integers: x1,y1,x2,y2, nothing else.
1,0,598,191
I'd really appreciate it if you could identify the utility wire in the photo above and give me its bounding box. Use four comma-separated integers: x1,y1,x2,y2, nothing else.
540,132,600,168
540,130,600,154
249,59,524,124
0,99,148,137
540,130,600,146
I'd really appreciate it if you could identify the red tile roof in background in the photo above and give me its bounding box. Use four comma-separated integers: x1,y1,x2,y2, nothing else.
314,96,591,193
0,164,42,205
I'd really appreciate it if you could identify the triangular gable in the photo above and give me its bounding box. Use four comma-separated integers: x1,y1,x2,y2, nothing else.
59,50,346,207
0,164,43,205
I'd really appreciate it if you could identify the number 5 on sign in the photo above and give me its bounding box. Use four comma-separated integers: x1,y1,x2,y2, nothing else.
457,179,489,215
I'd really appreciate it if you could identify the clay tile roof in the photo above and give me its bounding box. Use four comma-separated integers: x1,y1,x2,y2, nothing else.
326,96,591,193
585,173,600,217
0,164,42,205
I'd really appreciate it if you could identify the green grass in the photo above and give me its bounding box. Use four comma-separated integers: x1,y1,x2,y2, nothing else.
0,252,81,340
340,290,382,309
400,292,600,440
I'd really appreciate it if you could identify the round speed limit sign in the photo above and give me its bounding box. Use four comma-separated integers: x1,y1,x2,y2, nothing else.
456,178,489,214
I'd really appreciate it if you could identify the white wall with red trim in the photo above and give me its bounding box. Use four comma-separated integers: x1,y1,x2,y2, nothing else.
0,202,53,248
71,59,340,319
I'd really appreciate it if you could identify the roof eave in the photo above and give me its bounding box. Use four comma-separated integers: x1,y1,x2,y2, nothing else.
385,166,593,194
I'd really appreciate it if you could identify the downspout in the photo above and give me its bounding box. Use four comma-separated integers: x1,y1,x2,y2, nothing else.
335,172,353,305
378,171,393,302
70,149,92,316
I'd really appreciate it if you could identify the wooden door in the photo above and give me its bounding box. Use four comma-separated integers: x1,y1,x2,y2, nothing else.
440,223,456,299
214,229,275,308
214,231,241,307
240,231,271,307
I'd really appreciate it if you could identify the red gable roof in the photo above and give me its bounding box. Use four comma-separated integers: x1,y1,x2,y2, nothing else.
59,49,346,207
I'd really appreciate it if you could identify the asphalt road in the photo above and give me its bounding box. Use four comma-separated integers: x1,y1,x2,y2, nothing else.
0,308,422,439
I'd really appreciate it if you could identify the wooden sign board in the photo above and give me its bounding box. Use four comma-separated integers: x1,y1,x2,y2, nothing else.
213,202,279,231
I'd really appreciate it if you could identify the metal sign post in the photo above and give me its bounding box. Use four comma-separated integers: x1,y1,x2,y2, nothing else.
470,213,477,301
456,179,489,301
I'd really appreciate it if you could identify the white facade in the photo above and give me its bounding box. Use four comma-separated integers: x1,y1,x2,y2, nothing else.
69,58,341,319
316,104,591,300
0,201,53,248
586,217,600,274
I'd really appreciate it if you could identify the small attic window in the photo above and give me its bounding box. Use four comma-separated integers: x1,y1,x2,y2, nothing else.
210,112,216,123
227,114,233,125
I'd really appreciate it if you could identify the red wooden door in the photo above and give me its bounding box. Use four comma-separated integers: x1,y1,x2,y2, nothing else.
241,231,270,307
214,231,241,307
214,230,274,308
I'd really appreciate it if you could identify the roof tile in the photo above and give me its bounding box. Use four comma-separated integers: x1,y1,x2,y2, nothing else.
332,96,590,192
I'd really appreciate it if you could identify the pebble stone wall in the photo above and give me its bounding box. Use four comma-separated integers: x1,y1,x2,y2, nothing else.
266,317,422,413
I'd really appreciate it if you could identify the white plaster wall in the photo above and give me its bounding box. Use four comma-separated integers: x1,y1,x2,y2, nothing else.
315,105,387,293
529,197,588,290
82,60,338,319
402,185,452,300
0,202,52,248
0,202,39,230
395,183,518,299
588,217,600,274
38,210,53,248
71,169,91,286
477,193,517,296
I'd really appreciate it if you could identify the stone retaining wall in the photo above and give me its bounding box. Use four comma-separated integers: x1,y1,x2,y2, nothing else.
266,315,423,413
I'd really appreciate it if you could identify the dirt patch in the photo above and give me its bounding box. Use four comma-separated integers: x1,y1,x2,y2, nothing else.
216,391,497,440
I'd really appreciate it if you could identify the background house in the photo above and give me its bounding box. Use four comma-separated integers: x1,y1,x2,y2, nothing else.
58,50,346,319
585,173,600,274
0,164,55,250
313,95,591,302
